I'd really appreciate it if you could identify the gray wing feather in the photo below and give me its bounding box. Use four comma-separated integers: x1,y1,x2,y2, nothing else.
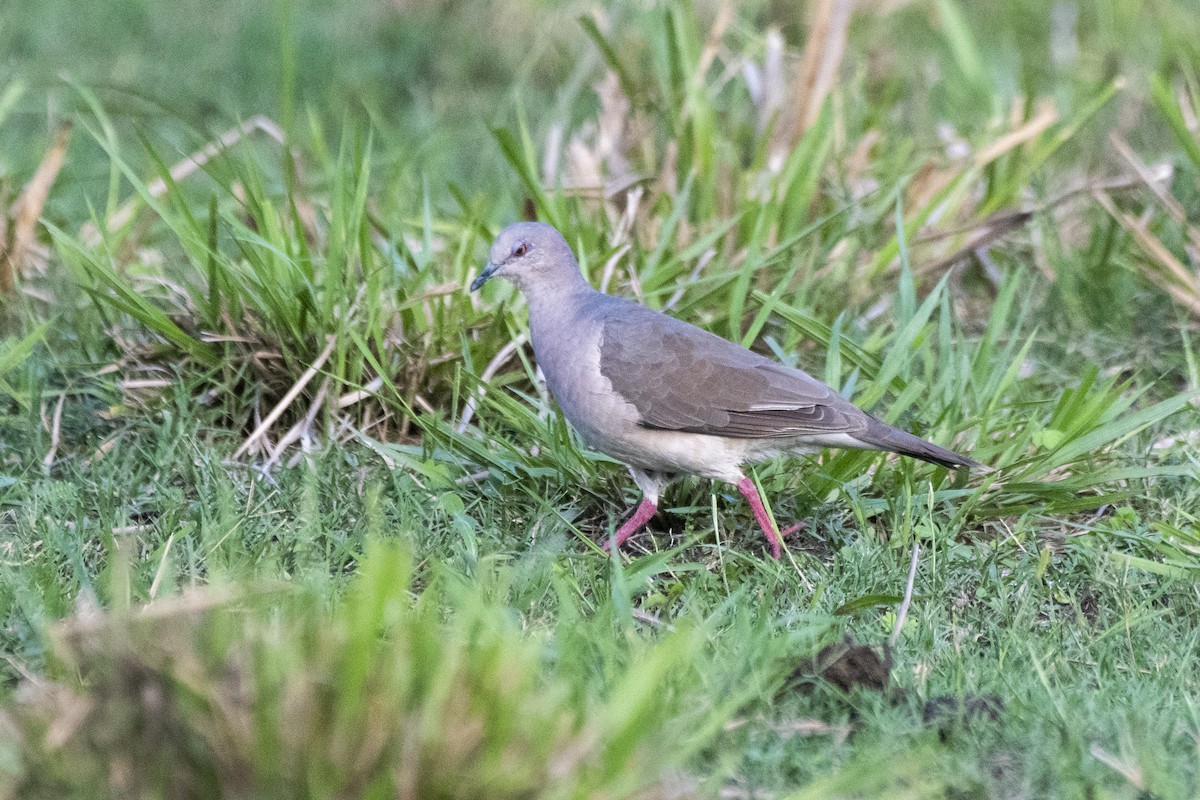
596,302,870,440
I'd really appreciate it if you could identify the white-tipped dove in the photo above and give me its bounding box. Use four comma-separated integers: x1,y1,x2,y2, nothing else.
471,222,979,558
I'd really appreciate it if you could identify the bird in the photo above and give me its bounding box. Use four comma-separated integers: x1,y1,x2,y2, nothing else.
471,222,980,558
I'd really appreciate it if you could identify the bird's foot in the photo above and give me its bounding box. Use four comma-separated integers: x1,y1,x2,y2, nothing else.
779,521,806,538
602,497,658,552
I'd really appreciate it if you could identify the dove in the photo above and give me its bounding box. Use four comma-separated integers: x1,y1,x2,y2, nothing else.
471,222,978,558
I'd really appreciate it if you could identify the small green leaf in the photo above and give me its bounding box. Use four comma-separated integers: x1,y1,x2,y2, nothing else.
1033,429,1065,449
834,594,904,616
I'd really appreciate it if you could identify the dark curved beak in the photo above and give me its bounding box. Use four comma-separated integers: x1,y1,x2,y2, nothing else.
470,262,499,292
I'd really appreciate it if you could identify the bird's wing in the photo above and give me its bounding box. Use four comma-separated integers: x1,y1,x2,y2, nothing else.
596,302,870,440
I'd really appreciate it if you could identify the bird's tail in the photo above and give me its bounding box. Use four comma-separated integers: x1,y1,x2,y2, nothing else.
856,418,982,470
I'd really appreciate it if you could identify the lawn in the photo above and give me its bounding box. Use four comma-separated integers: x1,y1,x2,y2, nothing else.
1,0,1199,797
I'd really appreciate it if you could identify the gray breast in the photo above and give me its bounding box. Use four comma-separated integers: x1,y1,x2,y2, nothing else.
527,292,644,454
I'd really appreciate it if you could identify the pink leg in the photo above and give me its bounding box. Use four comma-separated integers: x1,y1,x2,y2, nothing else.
604,497,658,551
736,477,783,559
779,521,806,537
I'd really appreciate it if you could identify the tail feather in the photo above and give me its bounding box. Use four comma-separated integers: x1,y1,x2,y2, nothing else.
857,418,981,470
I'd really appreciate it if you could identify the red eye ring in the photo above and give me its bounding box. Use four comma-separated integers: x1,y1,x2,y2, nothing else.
513,243,528,257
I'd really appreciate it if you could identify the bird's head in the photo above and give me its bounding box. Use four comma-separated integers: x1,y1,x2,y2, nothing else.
471,222,582,294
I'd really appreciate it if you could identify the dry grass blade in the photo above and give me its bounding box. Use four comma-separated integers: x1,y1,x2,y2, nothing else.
974,101,1058,166
724,716,854,739
457,334,526,433
79,115,286,247
1109,133,1200,254
889,541,920,649
1,122,71,293
914,169,1173,275
337,376,384,409
1089,744,1146,791
234,334,337,460
41,392,67,470
697,0,735,78
916,170,1169,246
663,248,716,311
743,28,786,133
1093,190,1200,318
0,182,7,275
597,242,632,294
772,0,853,158
915,210,1033,276
264,376,331,469
561,71,650,213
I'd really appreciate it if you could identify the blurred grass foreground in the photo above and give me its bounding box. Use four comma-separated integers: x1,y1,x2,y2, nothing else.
1,0,1200,798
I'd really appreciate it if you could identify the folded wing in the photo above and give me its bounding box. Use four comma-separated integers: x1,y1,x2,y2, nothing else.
597,304,870,440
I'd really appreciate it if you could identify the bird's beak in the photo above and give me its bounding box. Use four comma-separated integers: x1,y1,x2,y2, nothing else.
470,262,499,292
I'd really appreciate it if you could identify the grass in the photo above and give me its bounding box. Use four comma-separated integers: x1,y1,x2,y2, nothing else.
2,0,1200,797
9,538,776,798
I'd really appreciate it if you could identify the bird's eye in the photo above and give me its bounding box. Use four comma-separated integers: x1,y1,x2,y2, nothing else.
512,243,528,258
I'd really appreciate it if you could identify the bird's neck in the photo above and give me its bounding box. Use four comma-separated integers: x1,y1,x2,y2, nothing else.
525,279,598,360
523,270,594,314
